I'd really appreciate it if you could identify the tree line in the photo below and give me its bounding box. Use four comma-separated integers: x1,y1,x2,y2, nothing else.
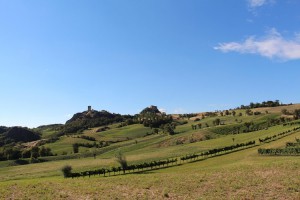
0,146,54,161
64,158,178,178
180,141,256,162
258,138,300,156
64,125,300,178
72,141,110,153
64,140,256,178
258,126,300,143
258,148,300,156
213,117,294,135
239,100,286,109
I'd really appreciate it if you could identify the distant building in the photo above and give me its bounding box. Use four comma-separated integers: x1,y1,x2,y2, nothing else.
88,106,92,111
149,105,158,110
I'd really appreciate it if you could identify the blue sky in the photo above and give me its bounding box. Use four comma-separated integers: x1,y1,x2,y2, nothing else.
1,0,300,127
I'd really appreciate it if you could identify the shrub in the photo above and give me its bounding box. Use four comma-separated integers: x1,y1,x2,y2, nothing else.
194,118,200,122
115,152,127,173
61,165,72,178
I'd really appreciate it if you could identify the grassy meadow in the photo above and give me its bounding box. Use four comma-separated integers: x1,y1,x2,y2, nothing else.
0,131,299,199
0,104,300,199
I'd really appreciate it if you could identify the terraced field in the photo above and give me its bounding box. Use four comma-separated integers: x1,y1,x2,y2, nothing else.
1,104,300,199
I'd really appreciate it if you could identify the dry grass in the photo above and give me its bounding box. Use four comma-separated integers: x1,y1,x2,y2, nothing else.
0,132,299,199
252,103,300,114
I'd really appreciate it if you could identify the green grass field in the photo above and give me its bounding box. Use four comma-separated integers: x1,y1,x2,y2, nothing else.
1,105,300,199
0,131,299,199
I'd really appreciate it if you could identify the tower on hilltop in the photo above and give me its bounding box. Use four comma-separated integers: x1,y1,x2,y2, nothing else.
88,106,92,111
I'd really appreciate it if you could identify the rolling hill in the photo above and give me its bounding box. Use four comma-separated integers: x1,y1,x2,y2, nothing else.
0,102,299,199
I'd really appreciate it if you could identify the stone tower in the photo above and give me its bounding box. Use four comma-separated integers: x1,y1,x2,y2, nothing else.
88,106,92,111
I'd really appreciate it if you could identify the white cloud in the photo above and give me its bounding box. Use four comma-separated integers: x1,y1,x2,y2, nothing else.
65,114,72,118
248,0,267,8
214,28,300,61
173,108,186,114
159,108,167,113
248,0,275,8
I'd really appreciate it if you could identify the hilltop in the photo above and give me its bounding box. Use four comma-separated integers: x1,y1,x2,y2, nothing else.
0,126,40,145
0,101,299,199
63,106,130,134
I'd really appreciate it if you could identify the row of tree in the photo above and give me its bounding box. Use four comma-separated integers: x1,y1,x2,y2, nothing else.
67,125,300,178
65,139,257,178
72,141,110,153
258,126,300,143
258,137,300,156
258,148,300,155
64,158,178,178
213,117,294,135
0,146,54,161
180,141,256,162
239,100,285,109
283,121,300,126
73,135,96,141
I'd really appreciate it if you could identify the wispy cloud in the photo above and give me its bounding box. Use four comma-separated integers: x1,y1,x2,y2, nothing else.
173,108,186,114
159,108,167,113
248,0,273,8
214,28,300,61
65,114,72,118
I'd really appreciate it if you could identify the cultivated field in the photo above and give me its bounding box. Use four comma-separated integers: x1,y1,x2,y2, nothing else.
1,104,300,199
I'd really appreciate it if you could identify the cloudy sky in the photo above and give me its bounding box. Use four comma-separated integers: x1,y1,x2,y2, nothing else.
1,0,300,127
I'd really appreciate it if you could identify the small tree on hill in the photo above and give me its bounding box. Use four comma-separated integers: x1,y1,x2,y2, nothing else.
245,109,252,116
61,165,72,178
31,146,39,159
197,123,202,129
244,122,253,132
294,109,300,119
73,143,79,153
161,123,176,135
115,151,127,174
232,110,236,116
213,118,221,126
281,109,288,115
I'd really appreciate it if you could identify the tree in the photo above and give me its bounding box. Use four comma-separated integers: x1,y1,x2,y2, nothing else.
115,151,128,174
197,123,202,129
191,125,196,130
232,110,236,116
245,109,252,116
4,147,21,160
162,123,176,135
244,122,253,132
236,126,241,134
31,147,39,159
281,109,288,115
213,118,221,126
61,165,72,178
153,128,159,134
22,149,31,158
294,109,300,119
73,143,79,153
39,146,48,157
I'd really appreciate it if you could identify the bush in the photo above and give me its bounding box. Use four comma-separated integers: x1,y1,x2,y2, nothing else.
61,165,72,178
115,152,127,173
